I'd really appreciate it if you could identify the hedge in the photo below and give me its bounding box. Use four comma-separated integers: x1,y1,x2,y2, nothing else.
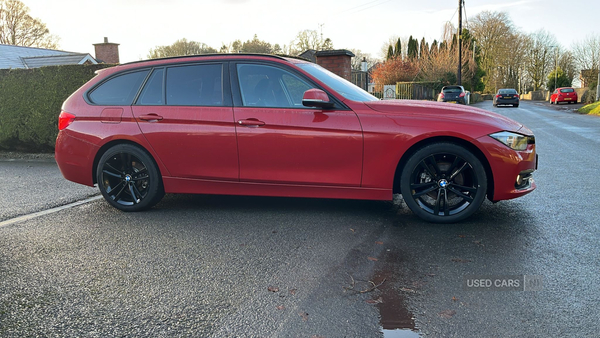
0,64,113,152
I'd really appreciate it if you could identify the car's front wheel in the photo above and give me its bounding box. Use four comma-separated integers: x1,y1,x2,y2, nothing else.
400,143,487,223
96,144,164,211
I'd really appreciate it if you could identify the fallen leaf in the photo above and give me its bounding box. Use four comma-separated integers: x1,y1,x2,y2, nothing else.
458,234,466,238
299,312,309,321
439,309,456,319
366,297,383,304
276,305,285,310
289,289,297,295
452,296,458,302
268,286,279,292
350,228,356,233
367,256,378,261
375,241,384,245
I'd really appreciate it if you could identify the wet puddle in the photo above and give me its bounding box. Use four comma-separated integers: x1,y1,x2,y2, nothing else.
374,249,421,337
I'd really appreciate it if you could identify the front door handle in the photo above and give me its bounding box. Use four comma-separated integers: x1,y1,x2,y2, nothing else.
139,114,163,122
237,118,265,127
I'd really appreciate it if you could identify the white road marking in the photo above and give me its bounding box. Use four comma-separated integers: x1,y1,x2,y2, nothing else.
0,195,103,228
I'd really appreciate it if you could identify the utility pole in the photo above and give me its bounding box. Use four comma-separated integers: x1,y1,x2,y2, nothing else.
597,47,600,101
549,46,557,91
457,0,462,85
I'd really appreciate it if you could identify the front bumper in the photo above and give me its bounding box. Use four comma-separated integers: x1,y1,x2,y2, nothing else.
476,135,537,201
496,98,519,105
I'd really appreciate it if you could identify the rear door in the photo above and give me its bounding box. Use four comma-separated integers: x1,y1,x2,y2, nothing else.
231,62,363,186
132,63,239,180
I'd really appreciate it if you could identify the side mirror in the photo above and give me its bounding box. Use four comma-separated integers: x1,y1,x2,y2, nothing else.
302,89,334,109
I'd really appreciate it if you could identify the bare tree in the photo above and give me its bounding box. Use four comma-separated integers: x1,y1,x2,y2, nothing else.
469,11,516,92
523,30,557,90
0,0,58,48
349,49,378,70
147,38,217,59
289,29,333,55
571,34,600,73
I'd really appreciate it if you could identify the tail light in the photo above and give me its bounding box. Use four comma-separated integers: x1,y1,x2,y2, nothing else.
439,93,445,99
514,94,519,98
58,111,76,130
496,94,501,98
459,92,466,98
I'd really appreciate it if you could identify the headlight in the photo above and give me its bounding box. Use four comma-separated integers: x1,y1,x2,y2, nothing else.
489,131,534,151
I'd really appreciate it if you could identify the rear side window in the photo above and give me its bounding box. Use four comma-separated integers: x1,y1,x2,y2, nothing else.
166,64,223,106
89,70,149,105
560,88,574,93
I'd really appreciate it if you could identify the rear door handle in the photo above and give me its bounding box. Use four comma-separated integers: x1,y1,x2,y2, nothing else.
139,114,163,121
237,118,265,127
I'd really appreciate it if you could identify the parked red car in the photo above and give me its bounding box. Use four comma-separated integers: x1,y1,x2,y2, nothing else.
55,54,537,223
550,87,578,104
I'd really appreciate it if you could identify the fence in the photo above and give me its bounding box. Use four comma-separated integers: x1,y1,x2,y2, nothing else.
351,70,368,91
370,82,441,100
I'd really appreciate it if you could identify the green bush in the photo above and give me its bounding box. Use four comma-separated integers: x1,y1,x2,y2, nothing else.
0,64,113,152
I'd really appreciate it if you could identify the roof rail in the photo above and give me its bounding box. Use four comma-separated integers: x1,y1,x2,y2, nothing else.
121,53,298,66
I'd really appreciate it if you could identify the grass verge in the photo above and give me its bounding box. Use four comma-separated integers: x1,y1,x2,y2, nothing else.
577,101,600,115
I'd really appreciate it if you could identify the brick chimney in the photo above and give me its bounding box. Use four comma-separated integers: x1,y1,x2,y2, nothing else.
315,49,355,81
93,37,120,64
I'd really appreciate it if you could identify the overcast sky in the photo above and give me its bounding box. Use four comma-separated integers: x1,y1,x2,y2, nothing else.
23,0,600,63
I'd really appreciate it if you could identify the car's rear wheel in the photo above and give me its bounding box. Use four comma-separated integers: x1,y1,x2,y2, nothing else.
400,143,487,223
96,144,164,211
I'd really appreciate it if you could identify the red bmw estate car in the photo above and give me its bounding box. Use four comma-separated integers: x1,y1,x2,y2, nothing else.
55,54,537,223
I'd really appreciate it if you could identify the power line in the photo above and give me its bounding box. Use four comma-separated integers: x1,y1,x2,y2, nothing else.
333,0,393,17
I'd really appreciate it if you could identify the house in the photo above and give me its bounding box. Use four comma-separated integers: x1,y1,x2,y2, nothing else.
0,37,120,69
579,69,598,88
0,44,97,69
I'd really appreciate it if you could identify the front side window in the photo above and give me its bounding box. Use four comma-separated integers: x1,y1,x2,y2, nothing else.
89,70,149,105
297,63,378,102
237,64,314,108
166,64,223,106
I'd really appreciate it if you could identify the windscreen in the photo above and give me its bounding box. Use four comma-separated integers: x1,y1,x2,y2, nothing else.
296,63,379,102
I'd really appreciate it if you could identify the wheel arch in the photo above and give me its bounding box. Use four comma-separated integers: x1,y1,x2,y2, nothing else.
92,139,164,185
392,136,495,200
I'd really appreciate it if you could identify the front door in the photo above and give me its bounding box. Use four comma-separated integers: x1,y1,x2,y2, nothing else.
233,63,363,186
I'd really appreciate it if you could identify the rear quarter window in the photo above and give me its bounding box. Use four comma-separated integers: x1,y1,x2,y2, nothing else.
88,70,150,105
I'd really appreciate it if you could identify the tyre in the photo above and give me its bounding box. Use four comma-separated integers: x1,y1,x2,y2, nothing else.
400,143,487,223
96,144,164,211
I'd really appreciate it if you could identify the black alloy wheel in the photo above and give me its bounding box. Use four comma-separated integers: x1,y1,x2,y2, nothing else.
97,144,164,211
400,143,487,223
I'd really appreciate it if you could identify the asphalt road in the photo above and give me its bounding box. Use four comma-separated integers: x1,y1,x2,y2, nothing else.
1,100,599,337
0,154,98,222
